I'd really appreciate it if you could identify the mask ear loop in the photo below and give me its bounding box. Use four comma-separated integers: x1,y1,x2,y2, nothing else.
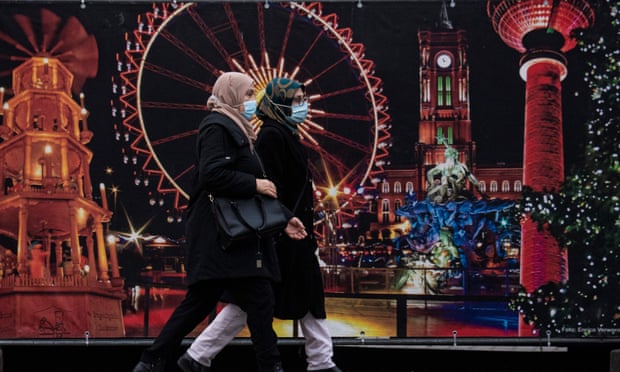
264,94,292,117
263,94,301,129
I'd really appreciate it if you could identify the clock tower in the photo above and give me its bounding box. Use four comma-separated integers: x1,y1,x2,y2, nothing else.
416,2,474,194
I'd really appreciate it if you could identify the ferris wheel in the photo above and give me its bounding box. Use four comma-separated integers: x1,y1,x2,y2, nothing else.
111,2,391,232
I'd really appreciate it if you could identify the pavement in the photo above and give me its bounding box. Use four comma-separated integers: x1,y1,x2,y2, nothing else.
0,339,616,372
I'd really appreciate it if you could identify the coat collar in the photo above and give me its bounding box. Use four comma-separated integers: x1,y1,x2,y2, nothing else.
203,112,250,147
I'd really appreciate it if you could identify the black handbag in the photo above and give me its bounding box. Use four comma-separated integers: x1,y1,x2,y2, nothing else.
211,193,289,248
209,153,299,249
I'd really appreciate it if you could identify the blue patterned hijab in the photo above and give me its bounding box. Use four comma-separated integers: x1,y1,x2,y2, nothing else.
257,77,305,134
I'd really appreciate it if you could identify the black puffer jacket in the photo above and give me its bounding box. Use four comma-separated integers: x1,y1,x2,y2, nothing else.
184,112,281,286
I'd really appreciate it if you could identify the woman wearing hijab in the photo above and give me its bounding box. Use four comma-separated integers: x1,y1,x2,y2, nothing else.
178,78,341,372
133,72,307,372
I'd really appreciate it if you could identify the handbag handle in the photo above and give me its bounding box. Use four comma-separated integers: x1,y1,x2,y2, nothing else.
229,195,268,233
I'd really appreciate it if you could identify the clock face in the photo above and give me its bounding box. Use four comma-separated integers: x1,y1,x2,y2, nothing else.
436,53,452,68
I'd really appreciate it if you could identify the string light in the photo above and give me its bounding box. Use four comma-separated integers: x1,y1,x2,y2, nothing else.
511,0,620,335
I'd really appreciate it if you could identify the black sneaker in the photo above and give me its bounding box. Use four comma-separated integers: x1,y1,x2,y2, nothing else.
177,352,211,372
311,367,343,372
132,360,165,372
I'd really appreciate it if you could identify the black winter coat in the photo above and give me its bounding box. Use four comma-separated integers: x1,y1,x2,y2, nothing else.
184,113,281,286
255,119,326,319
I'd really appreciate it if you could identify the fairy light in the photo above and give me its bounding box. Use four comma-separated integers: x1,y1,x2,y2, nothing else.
510,0,620,335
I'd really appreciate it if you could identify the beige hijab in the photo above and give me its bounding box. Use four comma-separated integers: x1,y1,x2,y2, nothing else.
206,71,257,145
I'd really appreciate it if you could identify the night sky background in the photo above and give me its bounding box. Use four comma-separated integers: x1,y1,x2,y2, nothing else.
0,1,593,239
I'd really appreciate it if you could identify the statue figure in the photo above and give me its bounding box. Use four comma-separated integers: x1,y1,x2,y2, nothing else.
426,135,480,203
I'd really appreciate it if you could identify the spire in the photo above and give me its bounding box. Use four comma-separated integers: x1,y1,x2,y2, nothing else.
438,0,453,30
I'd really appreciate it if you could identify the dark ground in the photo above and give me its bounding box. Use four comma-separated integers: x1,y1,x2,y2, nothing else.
0,338,617,372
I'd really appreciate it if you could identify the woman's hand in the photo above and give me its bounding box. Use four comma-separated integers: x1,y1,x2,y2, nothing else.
285,217,307,240
256,178,277,198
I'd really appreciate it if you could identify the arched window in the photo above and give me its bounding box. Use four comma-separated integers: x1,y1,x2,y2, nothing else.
369,200,377,213
406,182,414,193
478,180,486,193
382,182,389,194
394,181,402,194
394,199,402,222
514,180,522,192
490,181,498,192
502,180,510,192
382,199,390,224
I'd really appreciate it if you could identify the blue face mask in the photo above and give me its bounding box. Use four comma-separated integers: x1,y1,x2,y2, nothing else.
241,99,257,120
288,101,308,124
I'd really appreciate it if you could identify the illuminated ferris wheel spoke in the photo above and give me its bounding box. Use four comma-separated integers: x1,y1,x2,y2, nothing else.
140,101,207,111
186,7,234,70
224,4,251,68
143,61,211,91
307,125,369,153
311,111,370,122
299,55,348,86
150,129,198,146
312,85,367,102
288,33,326,80
277,10,296,67
257,7,267,65
172,164,195,183
159,29,220,76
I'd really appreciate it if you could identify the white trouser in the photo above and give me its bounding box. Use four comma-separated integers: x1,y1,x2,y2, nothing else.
187,303,246,367
187,304,336,370
299,311,336,371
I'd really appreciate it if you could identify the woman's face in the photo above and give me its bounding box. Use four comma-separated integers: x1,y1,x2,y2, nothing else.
239,84,256,114
291,88,306,106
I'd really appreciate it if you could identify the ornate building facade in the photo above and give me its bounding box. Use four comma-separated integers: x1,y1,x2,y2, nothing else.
375,4,522,229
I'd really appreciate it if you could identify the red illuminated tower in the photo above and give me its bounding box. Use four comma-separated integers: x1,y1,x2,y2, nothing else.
487,0,594,333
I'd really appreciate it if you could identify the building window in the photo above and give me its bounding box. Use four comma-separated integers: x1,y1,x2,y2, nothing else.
369,200,377,213
490,181,498,192
394,181,402,193
478,180,486,192
437,127,454,144
423,78,430,103
382,182,389,194
382,199,390,224
394,199,402,222
406,182,414,193
437,75,452,107
502,180,510,192
514,180,522,192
